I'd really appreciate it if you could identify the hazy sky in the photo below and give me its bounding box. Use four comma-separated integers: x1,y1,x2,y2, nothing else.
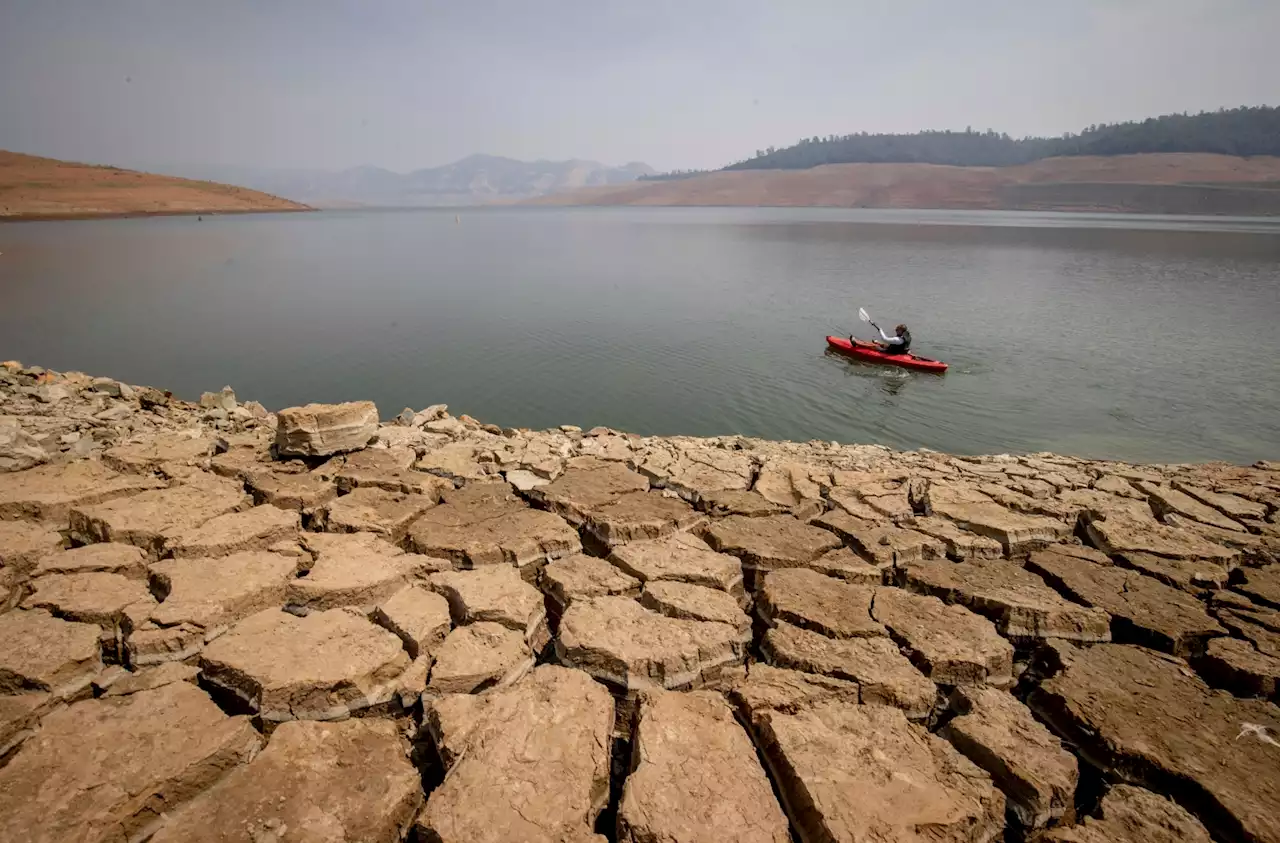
1,0,1276,173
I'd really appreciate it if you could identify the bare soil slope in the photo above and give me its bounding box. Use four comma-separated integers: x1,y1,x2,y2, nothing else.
527,154,1280,215
0,151,311,220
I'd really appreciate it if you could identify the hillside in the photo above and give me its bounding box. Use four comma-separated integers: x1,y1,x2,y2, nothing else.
153,155,656,208
526,153,1280,215
0,151,311,221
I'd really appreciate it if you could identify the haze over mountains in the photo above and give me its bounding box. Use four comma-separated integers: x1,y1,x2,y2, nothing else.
149,155,655,208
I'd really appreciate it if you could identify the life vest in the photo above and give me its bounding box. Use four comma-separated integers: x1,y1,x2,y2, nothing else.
897,329,912,353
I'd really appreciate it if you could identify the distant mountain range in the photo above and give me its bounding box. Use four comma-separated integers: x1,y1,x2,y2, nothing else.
147,155,655,208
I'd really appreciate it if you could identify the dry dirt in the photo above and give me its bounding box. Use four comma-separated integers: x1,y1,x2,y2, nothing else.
0,150,310,220
526,153,1280,214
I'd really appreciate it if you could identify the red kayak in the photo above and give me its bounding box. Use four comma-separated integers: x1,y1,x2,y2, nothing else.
825,336,949,373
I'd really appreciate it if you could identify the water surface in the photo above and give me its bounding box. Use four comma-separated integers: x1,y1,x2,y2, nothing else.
2,207,1278,464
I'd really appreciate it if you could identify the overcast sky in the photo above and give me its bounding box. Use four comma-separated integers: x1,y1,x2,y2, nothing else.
1,0,1276,173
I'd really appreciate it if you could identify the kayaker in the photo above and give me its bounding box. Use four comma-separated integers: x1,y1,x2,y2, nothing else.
875,324,912,355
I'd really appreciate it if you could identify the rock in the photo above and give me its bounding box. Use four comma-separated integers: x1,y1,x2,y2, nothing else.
1236,564,1280,610
430,566,549,651
696,488,786,517
909,515,1005,561
394,406,415,426
1194,636,1280,699
1084,511,1239,565
753,460,824,509
414,442,489,480
0,460,165,522
136,552,297,664
164,504,300,558
0,519,63,575
33,383,71,404
416,665,613,843
408,482,580,571
757,568,885,639
1040,784,1212,843
428,621,533,694
331,445,453,497
635,442,754,501
102,432,217,474
0,418,49,472
900,558,1111,643
941,685,1078,829
528,457,650,524
89,376,123,397
556,596,746,692
639,580,751,634
541,552,642,612
1220,608,1280,659
0,691,51,761
31,542,146,578
812,509,945,568
608,531,745,600
22,572,154,649
1116,550,1233,593
370,585,452,659
287,546,425,612
505,468,548,491
274,400,378,457
0,609,102,698
752,701,1005,843
1026,547,1225,656
1165,513,1280,567
1173,481,1268,521
1139,481,1246,532
102,662,201,696
248,468,338,512
872,588,1015,687
760,622,936,720
581,490,704,547
0,683,261,843
200,608,410,722
418,404,448,424
1030,643,1280,843
69,475,249,558
928,494,1069,557
702,515,842,584
316,486,437,541
618,691,791,843
149,718,422,843
726,662,862,720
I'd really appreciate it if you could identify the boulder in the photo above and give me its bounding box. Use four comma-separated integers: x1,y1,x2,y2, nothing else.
274,401,378,457
757,568,885,639
900,558,1111,643
148,719,422,843
618,691,791,843
761,622,936,720
940,685,1078,829
556,596,746,692
541,552,641,612
752,701,1005,843
30,542,146,578
408,482,580,571
0,520,63,575
638,580,751,634
370,585,452,659
316,486,437,542
1030,643,1280,843
1026,547,1225,656
428,622,533,694
872,588,1015,687
414,442,490,480
199,608,411,722
607,531,745,599
69,475,249,558
0,609,102,698
430,566,549,651
1040,784,1212,843
0,460,165,522
0,683,261,843
165,504,300,558
416,665,613,843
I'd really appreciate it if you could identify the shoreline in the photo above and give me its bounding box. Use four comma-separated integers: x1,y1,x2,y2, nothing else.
0,206,317,224
2,359,1279,842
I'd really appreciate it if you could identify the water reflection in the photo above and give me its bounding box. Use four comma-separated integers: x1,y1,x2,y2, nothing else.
823,349,917,398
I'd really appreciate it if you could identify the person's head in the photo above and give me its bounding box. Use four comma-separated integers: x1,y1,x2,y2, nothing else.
895,324,908,336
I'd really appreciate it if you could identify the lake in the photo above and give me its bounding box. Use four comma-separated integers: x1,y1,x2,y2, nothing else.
2,207,1278,464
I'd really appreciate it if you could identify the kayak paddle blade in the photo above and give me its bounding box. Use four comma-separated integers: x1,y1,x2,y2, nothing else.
858,308,871,323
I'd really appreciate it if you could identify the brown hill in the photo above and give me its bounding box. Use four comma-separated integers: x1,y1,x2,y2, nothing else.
0,151,311,221
525,154,1280,215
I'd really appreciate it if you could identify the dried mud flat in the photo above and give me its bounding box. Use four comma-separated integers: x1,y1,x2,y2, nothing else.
1,360,1279,843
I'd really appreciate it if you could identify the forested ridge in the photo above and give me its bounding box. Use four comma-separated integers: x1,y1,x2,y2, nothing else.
723,105,1280,171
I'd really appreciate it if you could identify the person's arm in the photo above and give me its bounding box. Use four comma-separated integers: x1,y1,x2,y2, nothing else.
878,327,903,345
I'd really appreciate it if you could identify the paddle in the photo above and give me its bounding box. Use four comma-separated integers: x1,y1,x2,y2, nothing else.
858,307,879,332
